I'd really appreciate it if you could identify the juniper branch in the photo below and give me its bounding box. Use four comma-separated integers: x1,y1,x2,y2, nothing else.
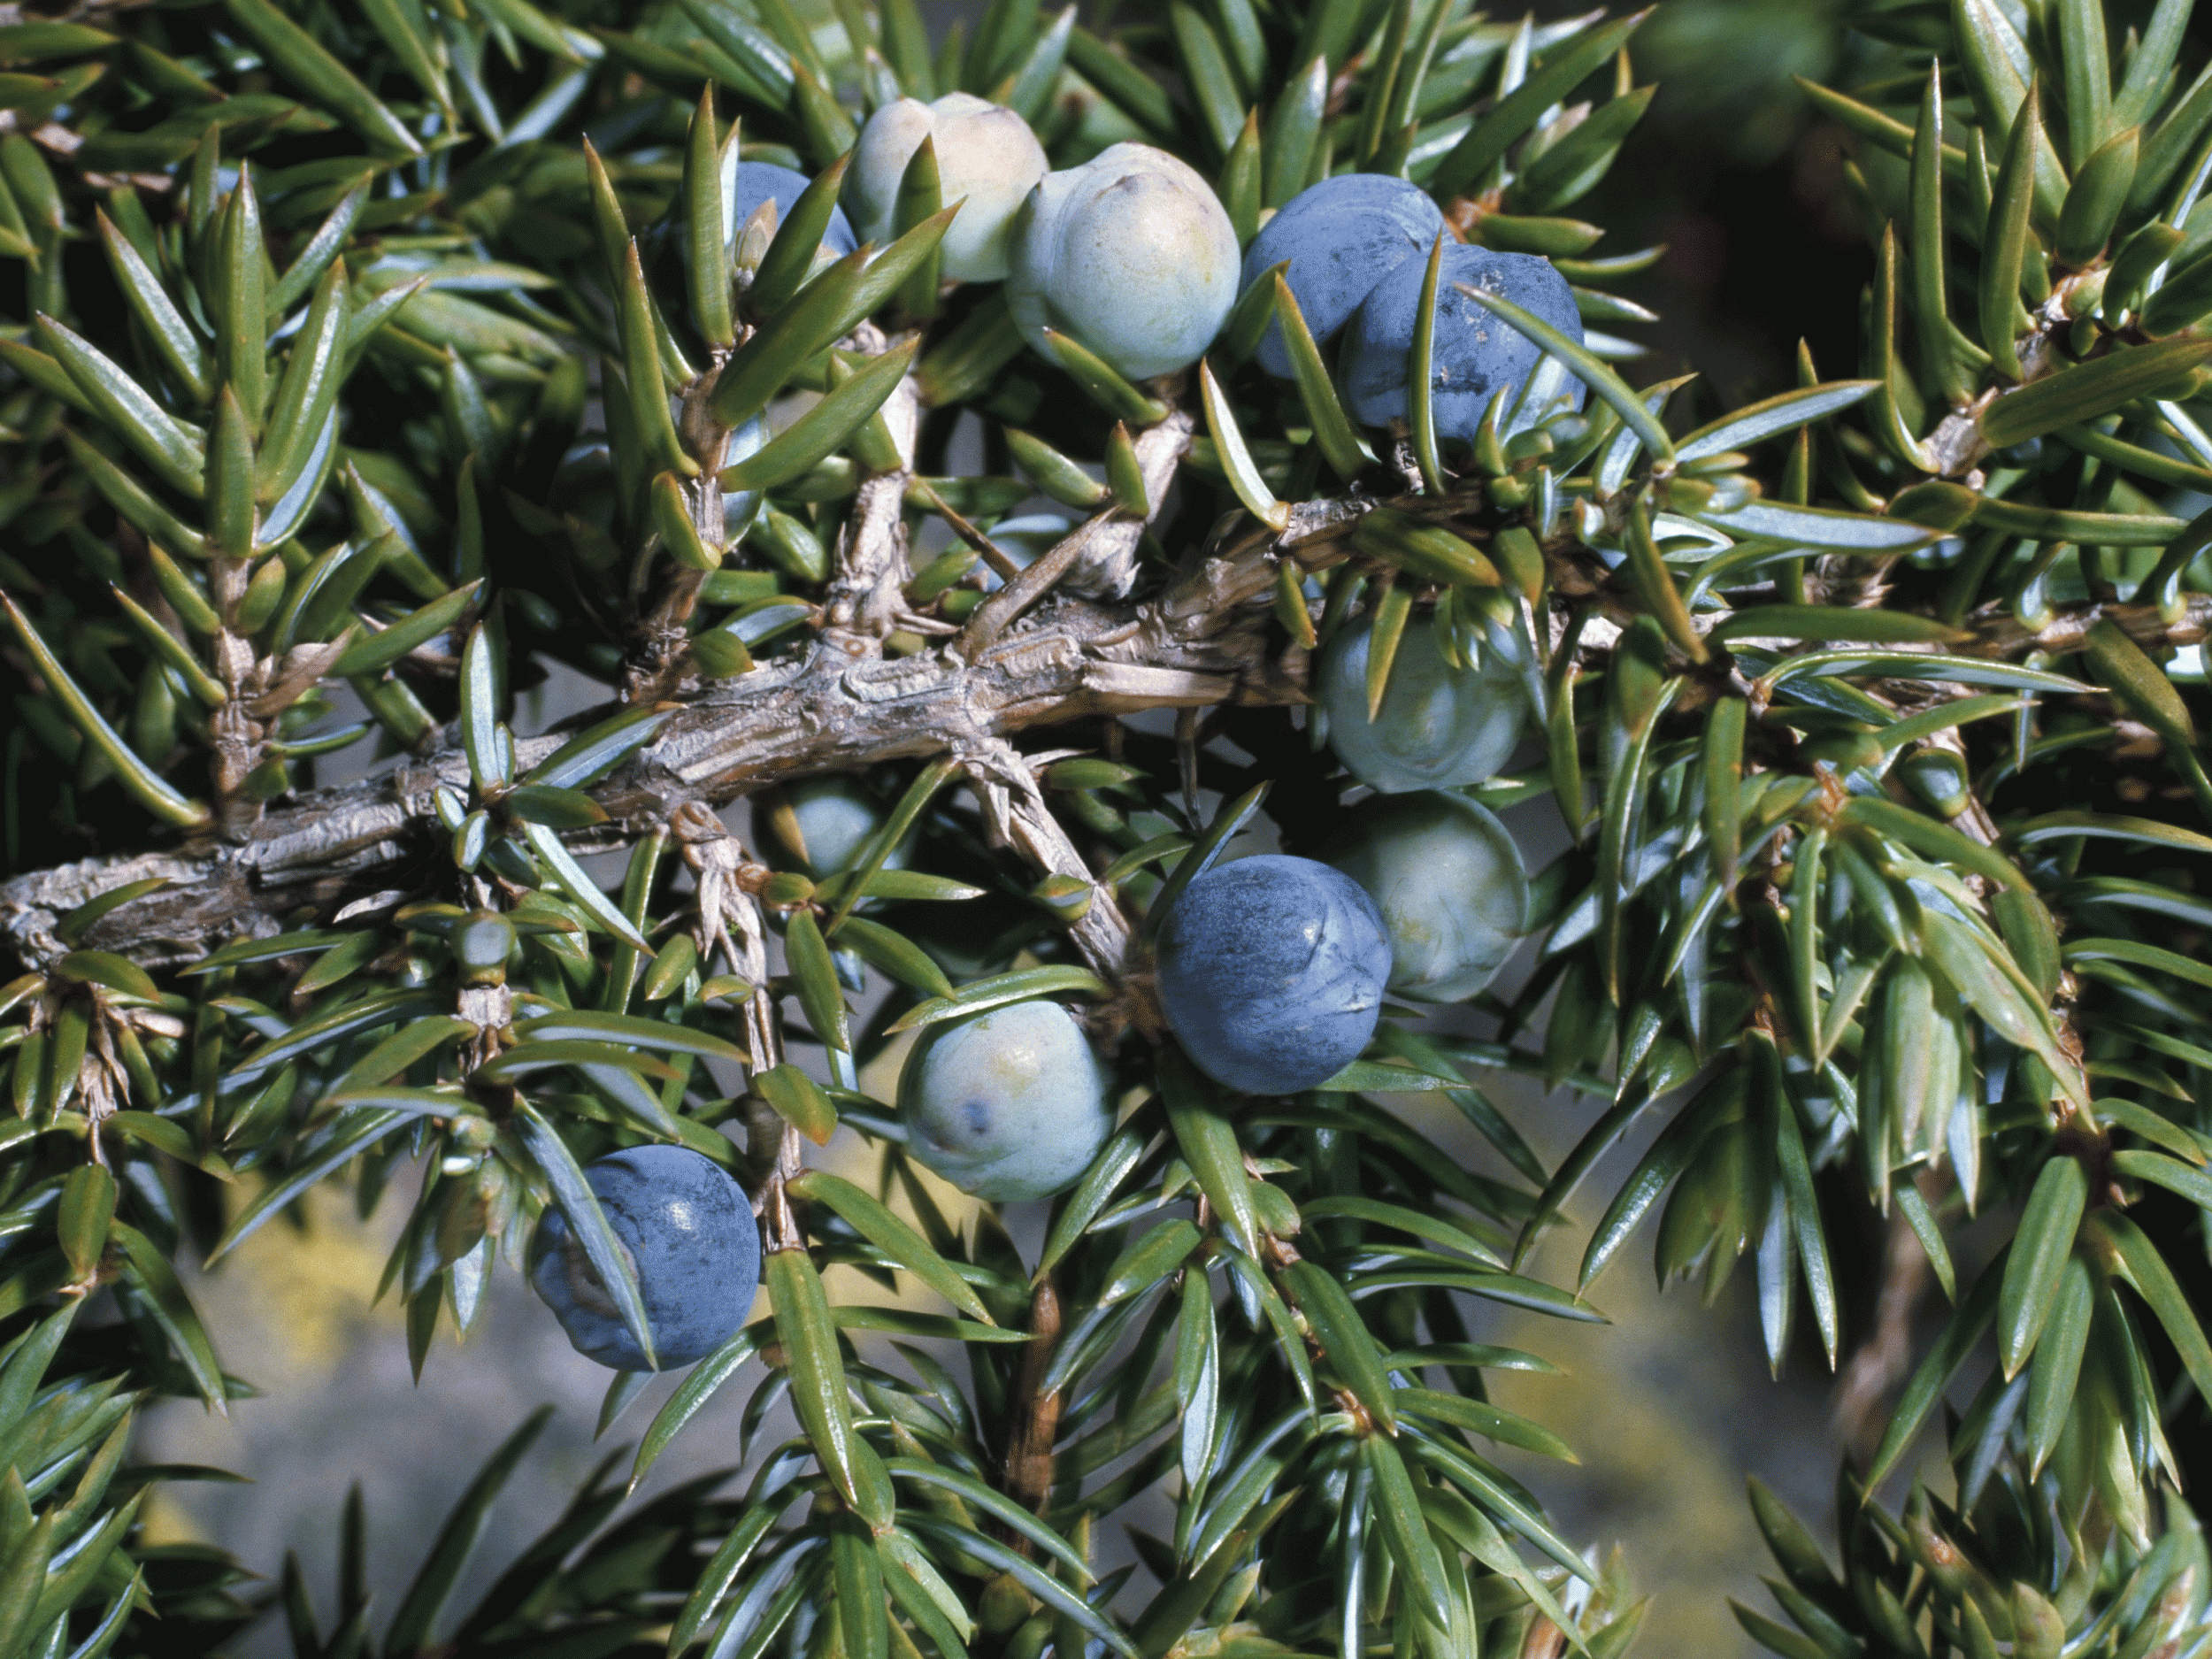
13,464,2208,979
0,454,1344,973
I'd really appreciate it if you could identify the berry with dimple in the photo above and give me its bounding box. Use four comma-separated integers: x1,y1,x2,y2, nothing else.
761,775,909,878
1154,854,1390,1095
529,1145,760,1371
1006,142,1239,381
898,1000,1112,1201
1240,173,1445,379
727,160,857,257
1326,793,1529,1003
848,93,1048,282
1317,612,1528,794
1337,243,1585,439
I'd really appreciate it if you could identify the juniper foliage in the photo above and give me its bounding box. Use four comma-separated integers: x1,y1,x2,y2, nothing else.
3,0,2212,1654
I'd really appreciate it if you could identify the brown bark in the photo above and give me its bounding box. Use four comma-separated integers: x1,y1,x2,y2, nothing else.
7,465,2208,979
1001,1278,1064,1525
0,495,1354,973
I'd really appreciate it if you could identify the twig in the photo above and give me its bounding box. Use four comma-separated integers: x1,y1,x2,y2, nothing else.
909,478,1025,585
822,323,922,644
1832,1187,1935,1463
4,451,1355,973
1001,1277,1064,1525
1059,406,1194,600
964,737,1133,976
30,474,2197,976
626,359,740,703
955,513,1117,658
671,801,797,1207
955,406,1198,658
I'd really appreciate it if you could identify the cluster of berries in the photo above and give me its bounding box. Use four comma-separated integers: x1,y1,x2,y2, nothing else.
535,94,1575,1371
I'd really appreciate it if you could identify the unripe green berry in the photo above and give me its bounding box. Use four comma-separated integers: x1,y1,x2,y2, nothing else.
1317,613,1528,794
898,999,1111,1201
849,94,1048,282
1325,792,1529,1003
1007,143,1239,381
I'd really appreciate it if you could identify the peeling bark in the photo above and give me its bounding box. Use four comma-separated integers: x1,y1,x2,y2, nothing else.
8,458,2207,978
822,334,922,644
0,498,1349,972
964,735,1133,974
